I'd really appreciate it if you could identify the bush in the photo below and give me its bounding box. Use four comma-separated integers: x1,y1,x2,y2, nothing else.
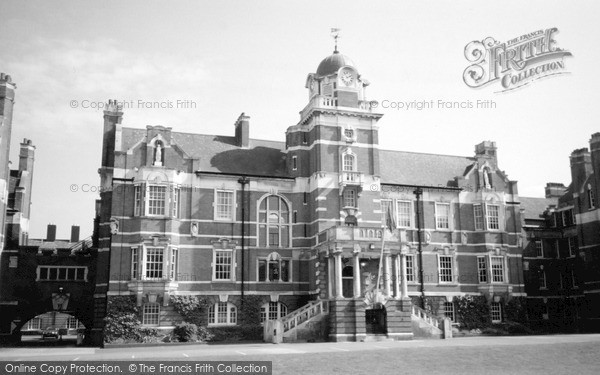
454,296,491,330
174,322,199,342
208,325,262,342
170,296,209,326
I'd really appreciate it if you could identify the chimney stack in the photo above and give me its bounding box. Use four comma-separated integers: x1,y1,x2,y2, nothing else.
70,225,80,243
569,148,592,194
545,182,566,198
46,224,57,242
234,113,250,148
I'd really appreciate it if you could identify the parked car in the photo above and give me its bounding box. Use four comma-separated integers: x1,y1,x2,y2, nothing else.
41,326,59,339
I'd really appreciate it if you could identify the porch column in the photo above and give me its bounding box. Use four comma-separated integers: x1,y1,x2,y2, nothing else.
353,250,361,298
393,254,401,298
327,256,334,298
383,248,391,297
334,247,343,298
400,251,408,298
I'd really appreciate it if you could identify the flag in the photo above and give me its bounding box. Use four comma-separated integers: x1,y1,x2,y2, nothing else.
385,204,396,233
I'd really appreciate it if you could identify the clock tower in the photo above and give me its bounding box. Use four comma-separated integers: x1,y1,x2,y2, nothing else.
286,46,383,235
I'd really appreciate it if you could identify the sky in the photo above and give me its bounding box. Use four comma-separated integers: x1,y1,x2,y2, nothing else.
0,0,598,239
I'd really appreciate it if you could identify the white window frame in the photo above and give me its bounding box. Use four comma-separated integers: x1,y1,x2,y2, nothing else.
67,317,81,329
342,153,356,172
131,247,139,280
539,270,547,289
568,237,576,257
343,189,357,208
535,240,543,258
142,303,160,326
37,266,88,282
477,256,488,283
473,204,484,230
214,190,235,221
486,204,500,230
144,247,165,281
172,187,180,218
437,255,454,284
134,185,143,216
170,248,179,281
258,195,292,248
490,256,505,283
405,254,416,283
26,317,42,330
260,302,288,324
208,302,237,326
257,254,292,282
435,203,450,230
292,155,298,171
396,200,413,228
213,249,235,281
491,302,502,323
571,269,577,288
589,188,596,209
147,185,167,216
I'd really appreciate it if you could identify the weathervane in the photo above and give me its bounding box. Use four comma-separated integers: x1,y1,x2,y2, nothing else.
331,28,341,52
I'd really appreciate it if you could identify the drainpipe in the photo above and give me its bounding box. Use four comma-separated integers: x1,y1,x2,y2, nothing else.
414,187,426,309
238,177,249,304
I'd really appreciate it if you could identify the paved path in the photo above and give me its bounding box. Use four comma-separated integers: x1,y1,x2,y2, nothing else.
1,334,600,361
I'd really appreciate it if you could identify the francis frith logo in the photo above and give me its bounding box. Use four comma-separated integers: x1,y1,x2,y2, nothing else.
463,27,572,92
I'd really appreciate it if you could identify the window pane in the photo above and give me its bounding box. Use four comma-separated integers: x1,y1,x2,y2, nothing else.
215,250,232,280
474,205,484,230
216,191,233,220
148,186,167,215
397,201,411,227
477,256,488,283
146,248,164,280
491,256,504,283
406,255,414,282
436,204,450,229
487,205,499,230
439,256,453,282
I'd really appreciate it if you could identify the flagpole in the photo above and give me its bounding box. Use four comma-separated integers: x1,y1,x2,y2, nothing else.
374,227,386,300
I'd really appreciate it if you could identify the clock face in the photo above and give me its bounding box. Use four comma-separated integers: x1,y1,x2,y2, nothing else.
341,70,354,86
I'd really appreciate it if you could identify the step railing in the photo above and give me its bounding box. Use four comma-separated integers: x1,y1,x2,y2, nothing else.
411,304,444,329
281,300,328,333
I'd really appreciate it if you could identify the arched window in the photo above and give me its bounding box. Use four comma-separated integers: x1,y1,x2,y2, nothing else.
343,153,355,172
208,302,237,326
258,195,291,248
342,265,354,298
260,302,288,323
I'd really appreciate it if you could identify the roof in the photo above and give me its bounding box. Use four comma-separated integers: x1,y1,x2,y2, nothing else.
519,196,557,220
316,51,355,76
379,150,475,187
122,128,288,177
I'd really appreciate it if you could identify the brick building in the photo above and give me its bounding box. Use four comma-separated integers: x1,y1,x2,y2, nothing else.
521,183,583,332
94,48,526,343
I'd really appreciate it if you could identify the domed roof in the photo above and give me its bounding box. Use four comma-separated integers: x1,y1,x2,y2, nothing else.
316,51,355,76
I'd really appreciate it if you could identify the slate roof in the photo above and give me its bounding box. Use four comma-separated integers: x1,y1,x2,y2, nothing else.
519,196,557,221
379,149,475,187
122,127,480,185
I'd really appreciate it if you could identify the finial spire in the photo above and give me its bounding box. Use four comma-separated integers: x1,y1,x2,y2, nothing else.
331,28,341,53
